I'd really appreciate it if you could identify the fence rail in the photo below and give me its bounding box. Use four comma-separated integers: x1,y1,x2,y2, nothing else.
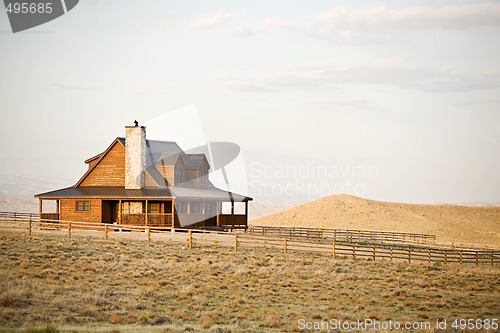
249,225,436,244
1,212,499,266
0,211,38,219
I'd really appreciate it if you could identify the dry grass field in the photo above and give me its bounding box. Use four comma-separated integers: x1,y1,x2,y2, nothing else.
251,195,500,247
0,230,499,332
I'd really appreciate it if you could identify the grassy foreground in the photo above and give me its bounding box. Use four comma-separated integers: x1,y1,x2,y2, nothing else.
0,231,499,332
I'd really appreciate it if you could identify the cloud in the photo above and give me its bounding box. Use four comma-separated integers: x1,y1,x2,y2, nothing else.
189,10,237,29
236,16,292,37
455,97,500,107
310,99,387,112
217,74,277,93
49,82,107,92
220,58,500,93
306,3,500,44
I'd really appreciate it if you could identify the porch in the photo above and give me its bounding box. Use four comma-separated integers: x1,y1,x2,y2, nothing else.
37,197,249,230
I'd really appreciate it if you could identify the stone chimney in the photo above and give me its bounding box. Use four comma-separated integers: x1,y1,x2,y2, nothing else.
125,124,146,189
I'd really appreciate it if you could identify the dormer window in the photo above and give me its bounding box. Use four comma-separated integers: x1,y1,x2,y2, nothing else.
175,169,183,184
200,170,208,185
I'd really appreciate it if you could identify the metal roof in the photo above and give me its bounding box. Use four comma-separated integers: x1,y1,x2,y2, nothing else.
183,154,206,167
35,186,172,198
35,185,251,201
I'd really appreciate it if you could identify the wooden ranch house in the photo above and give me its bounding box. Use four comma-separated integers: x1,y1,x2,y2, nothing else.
35,124,252,229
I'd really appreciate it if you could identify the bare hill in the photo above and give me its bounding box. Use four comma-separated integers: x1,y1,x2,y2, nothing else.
250,194,500,247
0,195,38,213
248,201,306,220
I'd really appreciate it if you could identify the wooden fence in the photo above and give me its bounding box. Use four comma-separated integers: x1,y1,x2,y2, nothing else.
249,225,436,244
0,213,499,266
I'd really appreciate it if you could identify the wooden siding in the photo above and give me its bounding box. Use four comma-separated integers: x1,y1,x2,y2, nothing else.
174,158,186,186
145,171,158,187
60,198,101,223
87,160,98,170
184,163,209,187
185,168,199,187
79,142,125,186
155,165,174,185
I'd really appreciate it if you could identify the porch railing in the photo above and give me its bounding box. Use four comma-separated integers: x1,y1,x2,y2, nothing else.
146,214,173,227
218,214,247,229
120,213,173,227
40,213,59,221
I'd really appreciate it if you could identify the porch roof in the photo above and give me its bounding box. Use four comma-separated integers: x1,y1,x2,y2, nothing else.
35,186,172,198
35,185,251,202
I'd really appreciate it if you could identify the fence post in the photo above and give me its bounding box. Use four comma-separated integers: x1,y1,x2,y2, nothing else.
68,222,71,239
475,251,479,266
352,243,356,260
408,247,411,264
372,245,376,261
284,238,287,254
234,233,238,252
459,251,463,266
105,225,108,241
147,227,151,245
189,230,192,249
444,250,447,264
428,249,431,265
28,217,32,237
491,252,494,267
333,240,336,259
390,246,393,261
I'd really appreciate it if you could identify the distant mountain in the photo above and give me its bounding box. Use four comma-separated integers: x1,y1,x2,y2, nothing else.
456,202,500,207
249,201,306,220
0,195,38,213
0,175,73,196
251,194,500,247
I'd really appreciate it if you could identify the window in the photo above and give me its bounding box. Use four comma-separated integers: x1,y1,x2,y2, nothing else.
149,203,160,214
75,200,90,212
175,169,183,183
200,170,207,185
175,202,187,214
191,201,203,214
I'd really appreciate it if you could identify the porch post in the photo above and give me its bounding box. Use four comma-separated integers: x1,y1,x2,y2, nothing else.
56,200,60,214
245,200,248,227
216,201,220,226
171,199,175,228
118,199,122,224
231,200,235,230
145,199,149,226
38,198,42,221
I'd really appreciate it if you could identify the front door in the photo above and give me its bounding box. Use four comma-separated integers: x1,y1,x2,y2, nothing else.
102,200,119,223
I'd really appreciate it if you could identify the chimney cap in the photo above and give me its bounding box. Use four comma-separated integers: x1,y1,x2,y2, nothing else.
134,120,139,126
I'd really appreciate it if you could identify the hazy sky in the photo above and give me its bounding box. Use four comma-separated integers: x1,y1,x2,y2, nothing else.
0,0,499,204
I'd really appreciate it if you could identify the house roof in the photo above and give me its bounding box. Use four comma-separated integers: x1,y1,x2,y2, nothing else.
144,139,184,167
155,152,182,166
35,186,172,198
183,154,207,167
54,135,252,202
84,153,102,164
169,186,249,202
35,185,251,201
